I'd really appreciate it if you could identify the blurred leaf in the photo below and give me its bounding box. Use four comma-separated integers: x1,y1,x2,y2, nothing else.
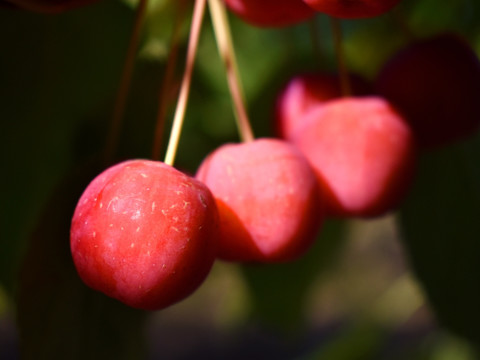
0,0,134,293
241,219,347,332
17,161,147,360
398,133,480,347
305,322,385,360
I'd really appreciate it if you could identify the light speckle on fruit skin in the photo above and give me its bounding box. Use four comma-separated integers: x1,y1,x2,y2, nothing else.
70,159,219,311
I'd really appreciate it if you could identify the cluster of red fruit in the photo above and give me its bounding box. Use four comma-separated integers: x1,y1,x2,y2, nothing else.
70,1,480,312
224,0,402,26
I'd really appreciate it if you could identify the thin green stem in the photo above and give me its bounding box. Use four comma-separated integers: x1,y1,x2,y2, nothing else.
329,17,352,97
104,0,149,164
208,0,254,143
164,0,207,166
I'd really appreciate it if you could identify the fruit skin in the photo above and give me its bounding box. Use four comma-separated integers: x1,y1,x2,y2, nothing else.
274,72,371,140
302,0,401,18
224,0,315,27
375,33,480,149
292,96,415,217
70,159,219,311
196,138,323,263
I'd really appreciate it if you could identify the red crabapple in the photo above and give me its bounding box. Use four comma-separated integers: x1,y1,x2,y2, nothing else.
70,160,219,310
275,72,371,140
302,0,402,18
196,138,323,263
224,0,315,27
292,97,415,217
375,33,480,149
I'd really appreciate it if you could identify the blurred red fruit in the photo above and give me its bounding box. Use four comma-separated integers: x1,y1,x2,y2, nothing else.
274,72,371,140
292,97,415,217
224,0,315,27
196,138,324,263
302,0,401,18
375,33,480,149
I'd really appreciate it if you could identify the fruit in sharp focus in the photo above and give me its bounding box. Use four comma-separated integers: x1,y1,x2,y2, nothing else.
196,138,324,263
292,96,415,217
274,72,371,140
224,0,315,27
302,0,401,18
375,33,480,149
70,159,218,311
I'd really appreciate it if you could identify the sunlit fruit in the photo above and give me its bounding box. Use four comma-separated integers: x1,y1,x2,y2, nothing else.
292,96,415,217
196,138,323,263
274,72,371,140
70,159,219,310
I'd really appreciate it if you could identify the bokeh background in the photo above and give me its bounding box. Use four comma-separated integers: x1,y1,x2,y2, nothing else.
1,0,480,358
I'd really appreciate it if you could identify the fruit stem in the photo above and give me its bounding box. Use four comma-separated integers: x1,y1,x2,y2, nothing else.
104,0,149,164
152,0,188,161
208,0,254,143
329,17,352,97
164,0,207,166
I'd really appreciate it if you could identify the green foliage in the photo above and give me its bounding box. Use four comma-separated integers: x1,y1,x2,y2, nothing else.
242,220,346,332
399,133,480,348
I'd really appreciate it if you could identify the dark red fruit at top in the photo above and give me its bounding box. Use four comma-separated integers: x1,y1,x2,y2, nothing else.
196,138,323,263
70,160,218,311
275,72,371,140
292,97,415,217
375,33,480,149
3,0,98,12
224,0,315,27
302,0,401,18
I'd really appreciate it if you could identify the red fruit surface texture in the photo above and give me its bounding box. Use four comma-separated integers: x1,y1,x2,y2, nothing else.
375,33,480,149
224,0,315,27
275,72,371,140
196,138,323,263
292,97,415,217
302,0,401,18
70,160,218,310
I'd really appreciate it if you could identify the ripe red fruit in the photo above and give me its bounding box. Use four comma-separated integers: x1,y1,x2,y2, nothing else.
224,0,315,27
70,160,219,310
375,33,480,149
196,138,323,263
292,96,415,217
274,72,371,140
302,0,401,18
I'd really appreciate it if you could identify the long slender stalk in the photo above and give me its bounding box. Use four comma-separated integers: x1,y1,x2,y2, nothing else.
164,0,207,166
104,0,149,164
330,17,352,97
152,0,188,161
208,0,254,143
